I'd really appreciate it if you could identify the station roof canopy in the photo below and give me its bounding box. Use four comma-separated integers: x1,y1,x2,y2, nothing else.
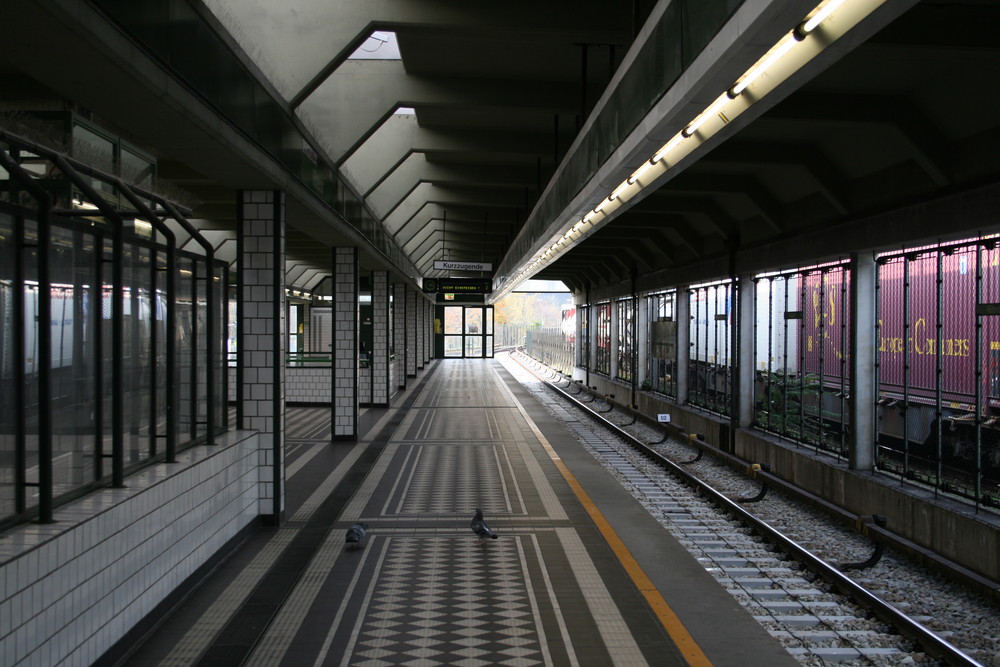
1,0,998,298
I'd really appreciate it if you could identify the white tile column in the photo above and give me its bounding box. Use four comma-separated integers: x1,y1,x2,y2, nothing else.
333,247,359,440
416,295,426,370
406,288,418,377
371,271,390,406
393,283,408,389
426,297,434,363
237,190,285,522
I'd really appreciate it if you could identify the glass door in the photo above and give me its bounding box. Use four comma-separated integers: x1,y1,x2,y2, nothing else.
443,306,464,357
441,306,493,358
464,308,483,357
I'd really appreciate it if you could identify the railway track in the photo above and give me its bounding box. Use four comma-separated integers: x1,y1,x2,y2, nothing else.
502,351,994,667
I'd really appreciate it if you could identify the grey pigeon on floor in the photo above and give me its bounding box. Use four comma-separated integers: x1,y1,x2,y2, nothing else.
470,509,498,543
345,522,369,548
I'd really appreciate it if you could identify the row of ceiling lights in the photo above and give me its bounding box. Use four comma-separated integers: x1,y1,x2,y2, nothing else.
495,0,884,301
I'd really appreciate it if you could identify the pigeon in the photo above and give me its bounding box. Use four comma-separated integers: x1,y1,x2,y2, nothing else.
345,522,369,548
470,509,498,543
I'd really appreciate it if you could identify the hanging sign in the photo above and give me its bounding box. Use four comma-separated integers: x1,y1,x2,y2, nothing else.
422,278,492,294
433,260,493,272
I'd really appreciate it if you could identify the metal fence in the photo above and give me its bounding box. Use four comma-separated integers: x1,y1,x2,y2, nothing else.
594,302,611,375
494,322,528,351
688,281,734,415
646,290,678,397
616,296,636,383
876,240,1000,507
753,264,850,457
524,326,574,373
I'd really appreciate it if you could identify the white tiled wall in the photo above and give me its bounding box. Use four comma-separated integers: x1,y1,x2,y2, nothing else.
392,284,407,388
231,366,383,405
0,431,261,667
427,299,434,363
239,190,285,516
371,271,389,406
333,248,358,438
287,366,331,402
405,288,417,377
416,296,425,369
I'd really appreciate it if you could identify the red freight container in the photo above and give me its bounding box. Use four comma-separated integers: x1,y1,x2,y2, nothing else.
800,244,1000,414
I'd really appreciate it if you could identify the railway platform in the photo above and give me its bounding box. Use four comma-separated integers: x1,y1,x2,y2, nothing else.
119,358,797,667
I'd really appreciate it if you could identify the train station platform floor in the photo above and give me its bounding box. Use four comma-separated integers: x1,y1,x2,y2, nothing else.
119,357,797,667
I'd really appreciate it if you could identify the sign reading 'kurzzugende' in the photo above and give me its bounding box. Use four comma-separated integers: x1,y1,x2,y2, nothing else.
433,260,493,272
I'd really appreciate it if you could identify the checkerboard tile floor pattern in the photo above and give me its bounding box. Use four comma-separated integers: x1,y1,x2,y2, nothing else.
348,535,547,666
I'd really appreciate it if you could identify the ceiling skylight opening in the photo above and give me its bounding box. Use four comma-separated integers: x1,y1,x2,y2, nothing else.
349,31,401,60
395,107,416,115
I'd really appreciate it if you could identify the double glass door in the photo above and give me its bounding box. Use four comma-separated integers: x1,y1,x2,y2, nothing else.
442,305,493,358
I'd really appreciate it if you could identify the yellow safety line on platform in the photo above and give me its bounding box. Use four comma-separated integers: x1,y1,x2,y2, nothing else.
510,390,714,667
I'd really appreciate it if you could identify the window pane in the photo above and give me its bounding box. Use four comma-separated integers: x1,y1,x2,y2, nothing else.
71,124,116,197
176,257,194,441
464,335,482,358
0,213,15,518
465,307,482,334
51,225,100,495
444,335,462,357
123,243,153,465
24,220,39,506
194,260,208,440
443,306,463,334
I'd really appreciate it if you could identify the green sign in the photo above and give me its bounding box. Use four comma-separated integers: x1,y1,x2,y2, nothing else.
423,278,492,294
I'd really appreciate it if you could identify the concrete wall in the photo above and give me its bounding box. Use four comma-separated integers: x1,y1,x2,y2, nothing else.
0,430,262,667
733,429,1000,584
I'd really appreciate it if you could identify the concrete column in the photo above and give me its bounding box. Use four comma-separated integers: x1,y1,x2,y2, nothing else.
371,271,390,406
587,304,596,381
737,275,756,429
676,288,690,405
237,190,285,522
393,282,407,389
850,253,877,471
637,293,649,397
406,288,417,377
332,247,359,441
